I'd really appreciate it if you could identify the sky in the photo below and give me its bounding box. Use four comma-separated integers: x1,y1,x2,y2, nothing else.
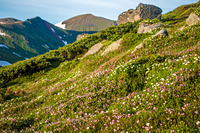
0,0,198,24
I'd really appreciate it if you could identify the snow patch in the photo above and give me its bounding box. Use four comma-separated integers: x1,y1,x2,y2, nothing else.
63,35,66,37
51,27,55,33
0,30,6,36
55,22,66,29
44,44,50,48
0,61,11,66
13,52,21,57
0,44,9,49
62,40,68,45
25,57,28,59
0,44,23,58
58,36,62,39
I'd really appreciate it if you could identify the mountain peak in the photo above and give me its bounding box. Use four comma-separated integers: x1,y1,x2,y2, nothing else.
25,16,42,22
57,14,117,31
33,16,42,20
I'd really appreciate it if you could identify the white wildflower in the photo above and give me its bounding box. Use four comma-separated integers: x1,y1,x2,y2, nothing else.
146,123,150,127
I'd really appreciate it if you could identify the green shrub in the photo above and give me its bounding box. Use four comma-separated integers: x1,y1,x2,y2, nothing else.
142,18,161,24
194,6,200,17
121,32,151,48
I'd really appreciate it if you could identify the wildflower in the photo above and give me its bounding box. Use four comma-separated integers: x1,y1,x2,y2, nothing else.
146,123,150,127
195,111,198,114
196,121,200,125
145,127,149,131
170,130,175,133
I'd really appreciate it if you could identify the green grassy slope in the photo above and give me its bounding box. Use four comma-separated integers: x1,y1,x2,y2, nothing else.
63,14,117,31
162,1,200,25
0,2,200,133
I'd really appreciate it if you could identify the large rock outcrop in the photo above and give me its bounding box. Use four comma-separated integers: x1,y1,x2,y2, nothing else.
101,39,122,55
137,22,163,34
83,42,104,58
117,3,162,25
76,33,88,40
186,13,200,26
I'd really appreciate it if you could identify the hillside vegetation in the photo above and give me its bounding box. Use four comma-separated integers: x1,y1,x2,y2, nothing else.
0,1,200,133
0,21,140,87
162,1,200,25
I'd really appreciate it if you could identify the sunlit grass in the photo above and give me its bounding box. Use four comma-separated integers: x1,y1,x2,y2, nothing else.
0,3,200,132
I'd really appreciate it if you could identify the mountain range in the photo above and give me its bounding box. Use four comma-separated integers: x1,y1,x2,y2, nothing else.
0,17,70,65
0,14,117,66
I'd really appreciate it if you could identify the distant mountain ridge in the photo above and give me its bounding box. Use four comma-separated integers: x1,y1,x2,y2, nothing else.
0,18,22,24
55,14,117,31
0,17,71,66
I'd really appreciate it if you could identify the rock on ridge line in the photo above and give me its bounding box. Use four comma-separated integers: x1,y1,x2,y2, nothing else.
117,3,162,25
138,22,163,34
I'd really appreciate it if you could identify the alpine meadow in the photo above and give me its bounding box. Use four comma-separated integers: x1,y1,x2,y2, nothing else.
0,1,200,133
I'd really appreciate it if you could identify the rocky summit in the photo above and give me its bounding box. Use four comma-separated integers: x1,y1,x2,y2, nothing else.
117,3,162,25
